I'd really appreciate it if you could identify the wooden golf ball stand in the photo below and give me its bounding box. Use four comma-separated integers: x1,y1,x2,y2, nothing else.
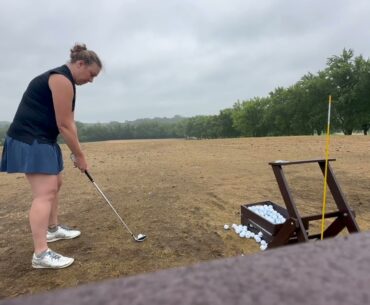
241,159,360,248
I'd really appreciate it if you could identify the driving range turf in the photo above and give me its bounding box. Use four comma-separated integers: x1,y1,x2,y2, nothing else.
1,135,369,299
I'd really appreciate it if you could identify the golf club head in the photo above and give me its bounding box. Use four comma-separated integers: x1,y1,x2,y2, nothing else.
134,234,147,242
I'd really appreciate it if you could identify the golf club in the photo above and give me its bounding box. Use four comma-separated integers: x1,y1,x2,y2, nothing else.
71,154,146,242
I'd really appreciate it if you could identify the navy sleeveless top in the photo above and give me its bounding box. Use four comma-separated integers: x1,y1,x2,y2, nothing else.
7,65,76,144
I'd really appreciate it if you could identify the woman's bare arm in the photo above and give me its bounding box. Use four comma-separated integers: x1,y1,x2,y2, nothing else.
49,74,87,171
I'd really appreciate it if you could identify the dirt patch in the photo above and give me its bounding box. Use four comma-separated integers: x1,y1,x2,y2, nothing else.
1,136,369,299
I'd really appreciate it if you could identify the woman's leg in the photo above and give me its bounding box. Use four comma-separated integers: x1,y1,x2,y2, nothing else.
48,173,62,228
26,174,59,254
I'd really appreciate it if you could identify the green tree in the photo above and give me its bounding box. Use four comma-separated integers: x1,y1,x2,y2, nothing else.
217,108,241,138
297,72,332,135
264,88,293,136
233,97,269,137
325,49,362,134
352,55,370,134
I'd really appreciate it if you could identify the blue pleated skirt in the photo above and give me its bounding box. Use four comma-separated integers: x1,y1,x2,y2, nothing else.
0,136,63,175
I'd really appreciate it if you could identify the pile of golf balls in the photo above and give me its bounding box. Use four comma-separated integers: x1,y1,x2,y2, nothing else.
223,205,286,251
224,223,268,251
248,204,286,224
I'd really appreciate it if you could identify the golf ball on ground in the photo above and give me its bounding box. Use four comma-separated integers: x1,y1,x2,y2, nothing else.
260,244,268,251
224,224,230,230
229,222,270,251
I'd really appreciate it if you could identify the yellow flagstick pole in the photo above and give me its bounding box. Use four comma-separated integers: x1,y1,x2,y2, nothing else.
320,95,332,240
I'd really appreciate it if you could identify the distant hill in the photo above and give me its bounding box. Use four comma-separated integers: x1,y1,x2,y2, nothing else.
127,115,187,126
83,115,188,126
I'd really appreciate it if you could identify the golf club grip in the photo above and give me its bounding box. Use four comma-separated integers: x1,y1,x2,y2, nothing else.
84,170,94,183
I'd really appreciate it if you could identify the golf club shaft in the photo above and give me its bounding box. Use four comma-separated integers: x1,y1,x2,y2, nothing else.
85,170,135,237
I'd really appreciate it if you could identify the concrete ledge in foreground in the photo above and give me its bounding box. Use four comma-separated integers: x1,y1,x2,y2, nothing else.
1,231,370,305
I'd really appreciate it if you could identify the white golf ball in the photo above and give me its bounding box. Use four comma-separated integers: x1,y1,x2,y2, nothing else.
260,244,268,251
224,224,230,230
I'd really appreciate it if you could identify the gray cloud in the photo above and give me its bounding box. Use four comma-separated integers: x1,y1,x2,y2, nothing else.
1,0,369,122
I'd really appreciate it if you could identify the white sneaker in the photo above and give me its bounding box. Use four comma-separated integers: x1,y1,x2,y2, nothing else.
32,249,74,269
47,225,81,242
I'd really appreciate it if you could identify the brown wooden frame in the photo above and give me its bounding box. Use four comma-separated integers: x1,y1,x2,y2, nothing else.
241,159,360,248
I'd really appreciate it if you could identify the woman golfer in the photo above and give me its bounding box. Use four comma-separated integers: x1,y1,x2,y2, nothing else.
0,43,102,269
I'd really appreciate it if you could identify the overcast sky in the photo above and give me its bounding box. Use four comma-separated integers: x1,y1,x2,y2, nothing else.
0,0,369,123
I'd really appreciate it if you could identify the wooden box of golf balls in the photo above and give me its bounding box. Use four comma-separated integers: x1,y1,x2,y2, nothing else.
241,201,289,242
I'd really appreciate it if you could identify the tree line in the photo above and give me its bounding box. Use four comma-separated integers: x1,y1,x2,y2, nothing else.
1,48,369,144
